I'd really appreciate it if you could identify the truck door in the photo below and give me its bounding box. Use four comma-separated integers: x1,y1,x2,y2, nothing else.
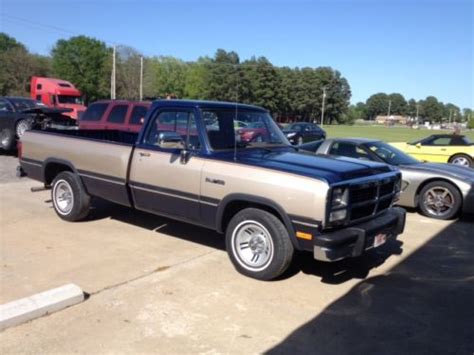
129,108,205,222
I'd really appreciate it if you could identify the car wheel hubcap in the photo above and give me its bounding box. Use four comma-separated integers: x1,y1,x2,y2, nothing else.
232,221,274,271
423,187,454,217
17,121,29,137
451,157,469,166
53,180,74,215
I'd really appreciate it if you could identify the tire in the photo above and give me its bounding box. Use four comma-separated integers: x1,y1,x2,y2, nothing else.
225,208,294,280
51,171,91,221
0,129,15,151
297,136,304,145
449,154,473,168
418,181,462,220
16,119,33,139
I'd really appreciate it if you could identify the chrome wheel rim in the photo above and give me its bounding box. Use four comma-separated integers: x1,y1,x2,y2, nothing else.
16,121,29,137
232,221,274,271
0,131,10,146
53,180,74,215
423,187,454,217
451,156,470,167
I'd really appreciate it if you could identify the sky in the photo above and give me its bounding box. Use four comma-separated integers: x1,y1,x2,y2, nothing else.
1,0,473,108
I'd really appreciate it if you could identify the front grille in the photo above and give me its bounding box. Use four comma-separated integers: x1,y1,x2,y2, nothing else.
347,178,397,223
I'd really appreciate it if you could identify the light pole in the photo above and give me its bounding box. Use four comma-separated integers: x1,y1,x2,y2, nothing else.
320,87,327,127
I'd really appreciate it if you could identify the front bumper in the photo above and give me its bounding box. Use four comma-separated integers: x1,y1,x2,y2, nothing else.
313,207,406,262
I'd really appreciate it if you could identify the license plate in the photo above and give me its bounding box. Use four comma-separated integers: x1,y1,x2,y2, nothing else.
373,233,387,248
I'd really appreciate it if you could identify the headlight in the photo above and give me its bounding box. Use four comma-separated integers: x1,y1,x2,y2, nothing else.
286,132,296,138
329,209,347,222
331,187,349,208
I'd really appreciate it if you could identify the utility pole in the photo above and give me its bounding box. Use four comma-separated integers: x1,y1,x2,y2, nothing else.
139,56,143,101
111,45,116,100
416,103,419,125
387,99,392,117
320,87,327,127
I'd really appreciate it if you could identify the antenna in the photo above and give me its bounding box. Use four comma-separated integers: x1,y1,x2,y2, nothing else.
233,64,239,162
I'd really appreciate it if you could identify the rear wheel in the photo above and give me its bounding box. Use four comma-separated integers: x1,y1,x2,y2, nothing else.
449,154,472,168
52,171,91,221
418,181,462,220
225,208,294,280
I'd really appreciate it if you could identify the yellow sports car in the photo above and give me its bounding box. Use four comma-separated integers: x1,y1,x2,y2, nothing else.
390,134,474,168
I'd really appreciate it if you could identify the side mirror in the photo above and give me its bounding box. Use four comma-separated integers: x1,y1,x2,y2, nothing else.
158,131,185,149
416,143,421,148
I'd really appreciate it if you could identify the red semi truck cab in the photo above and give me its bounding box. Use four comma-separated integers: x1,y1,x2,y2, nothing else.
30,77,87,119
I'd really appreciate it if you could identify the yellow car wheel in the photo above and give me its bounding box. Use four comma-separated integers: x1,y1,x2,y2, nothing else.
449,154,473,168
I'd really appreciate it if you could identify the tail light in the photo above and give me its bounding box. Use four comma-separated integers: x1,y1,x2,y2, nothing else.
17,141,23,160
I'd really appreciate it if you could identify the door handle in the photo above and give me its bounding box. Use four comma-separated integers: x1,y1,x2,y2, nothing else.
139,152,151,157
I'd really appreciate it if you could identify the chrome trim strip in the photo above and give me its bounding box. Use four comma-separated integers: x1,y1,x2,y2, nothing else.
130,184,201,203
21,160,42,167
79,173,125,185
292,220,320,228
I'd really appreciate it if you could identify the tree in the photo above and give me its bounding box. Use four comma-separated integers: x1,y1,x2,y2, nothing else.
184,57,211,99
115,45,142,100
0,33,52,96
420,96,445,122
144,56,188,99
388,93,407,115
51,36,110,103
444,103,461,122
462,108,473,122
365,93,389,120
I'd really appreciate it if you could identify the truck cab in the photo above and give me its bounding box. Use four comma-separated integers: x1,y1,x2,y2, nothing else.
30,76,87,120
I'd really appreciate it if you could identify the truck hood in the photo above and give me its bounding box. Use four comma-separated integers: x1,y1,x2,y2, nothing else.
230,149,393,184
400,162,474,182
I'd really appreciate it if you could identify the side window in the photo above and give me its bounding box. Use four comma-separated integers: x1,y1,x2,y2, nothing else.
129,106,148,125
329,142,359,158
144,110,200,150
0,99,13,112
36,95,42,101
81,103,108,121
430,137,451,146
107,105,128,124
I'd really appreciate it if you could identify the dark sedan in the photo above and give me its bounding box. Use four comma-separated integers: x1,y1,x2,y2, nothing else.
282,122,326,145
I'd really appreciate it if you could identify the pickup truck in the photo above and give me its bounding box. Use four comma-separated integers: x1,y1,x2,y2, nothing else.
18,100,406,280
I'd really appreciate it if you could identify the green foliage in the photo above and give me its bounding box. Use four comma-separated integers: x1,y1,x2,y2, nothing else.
365,93,389,120
144,56,189,99
388,93,407,115
0,33,52,96
468,117,474,129
420,96,445,122
51,36,110,103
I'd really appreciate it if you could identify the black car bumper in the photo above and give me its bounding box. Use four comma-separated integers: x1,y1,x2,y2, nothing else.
313,207,406,262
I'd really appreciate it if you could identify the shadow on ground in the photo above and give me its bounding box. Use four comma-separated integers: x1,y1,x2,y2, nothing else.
79,198,405,284
266,217,474,355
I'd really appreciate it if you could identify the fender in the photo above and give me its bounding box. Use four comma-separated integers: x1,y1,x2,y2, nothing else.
215,193,301,250
42,158,82,186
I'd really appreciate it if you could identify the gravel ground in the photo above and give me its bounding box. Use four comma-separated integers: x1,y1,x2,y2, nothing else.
0,152,22,184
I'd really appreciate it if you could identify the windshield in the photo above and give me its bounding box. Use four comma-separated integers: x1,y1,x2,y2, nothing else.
364,141,419,165
202,109,289,150
57,95,83,105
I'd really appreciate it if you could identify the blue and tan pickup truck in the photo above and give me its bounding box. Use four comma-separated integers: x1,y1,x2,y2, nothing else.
18,100,406,280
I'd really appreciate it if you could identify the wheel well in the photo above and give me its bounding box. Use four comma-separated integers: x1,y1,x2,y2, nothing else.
415,178,463,206
44,163,73,185
220,200,286,233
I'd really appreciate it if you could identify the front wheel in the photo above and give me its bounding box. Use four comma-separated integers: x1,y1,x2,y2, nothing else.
449,154,473,168
16,119,33,138
52,171,91,221
418,181,462,220
225,208,294,280
0,129,15,150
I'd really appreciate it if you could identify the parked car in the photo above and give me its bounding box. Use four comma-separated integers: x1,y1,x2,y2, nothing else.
282,122,326,145
390,134,474,168
79,100,151,132
301,138,474,219
18,100,405,280
30,76,87,120
0,96,72,151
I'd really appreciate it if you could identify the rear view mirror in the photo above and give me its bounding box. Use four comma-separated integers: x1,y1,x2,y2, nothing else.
158,131,185,149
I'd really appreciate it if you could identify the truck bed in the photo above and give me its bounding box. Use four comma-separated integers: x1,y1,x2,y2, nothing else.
38,128,139,145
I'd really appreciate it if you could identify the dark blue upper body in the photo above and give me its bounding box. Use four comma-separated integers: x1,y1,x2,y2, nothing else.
139,100,394,184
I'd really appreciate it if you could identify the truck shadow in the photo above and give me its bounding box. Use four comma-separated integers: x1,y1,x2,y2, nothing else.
266,216,474,355
85,198,406,284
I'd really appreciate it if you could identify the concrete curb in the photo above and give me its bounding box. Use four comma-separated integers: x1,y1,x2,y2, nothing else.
0,284,84,331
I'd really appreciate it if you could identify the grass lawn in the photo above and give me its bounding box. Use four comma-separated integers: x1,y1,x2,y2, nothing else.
323,125,474,142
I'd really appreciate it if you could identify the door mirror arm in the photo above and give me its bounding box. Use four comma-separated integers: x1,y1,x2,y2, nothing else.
180,149,191,164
